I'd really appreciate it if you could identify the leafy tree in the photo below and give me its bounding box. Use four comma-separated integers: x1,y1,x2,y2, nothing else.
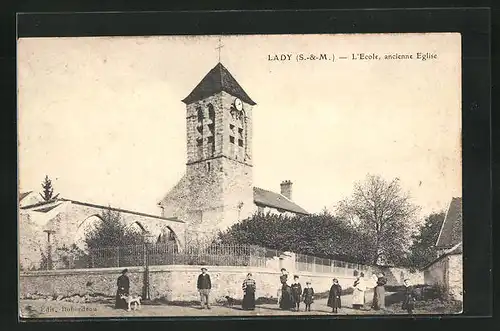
407,212,445,269
39,175,59,201
216,211,374,264
336,174,420,265
84,206,144,249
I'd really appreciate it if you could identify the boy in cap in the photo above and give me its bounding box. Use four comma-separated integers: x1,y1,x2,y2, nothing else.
302,281,314,312
197,267,212,309
290,275,303,311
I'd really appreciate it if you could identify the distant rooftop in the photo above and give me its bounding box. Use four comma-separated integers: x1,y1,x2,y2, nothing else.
253,187,309,215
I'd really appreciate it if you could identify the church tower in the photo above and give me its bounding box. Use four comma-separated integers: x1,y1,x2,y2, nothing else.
159,62,257,237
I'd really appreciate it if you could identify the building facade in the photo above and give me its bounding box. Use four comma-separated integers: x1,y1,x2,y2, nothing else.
159,62,308,238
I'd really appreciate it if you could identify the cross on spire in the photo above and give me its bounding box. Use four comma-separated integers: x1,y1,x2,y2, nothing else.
215,36,224,63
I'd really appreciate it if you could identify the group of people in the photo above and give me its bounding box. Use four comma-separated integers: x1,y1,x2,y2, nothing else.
351,272,417,314
115,267,417,314
196,267,257,310
278,268,341,313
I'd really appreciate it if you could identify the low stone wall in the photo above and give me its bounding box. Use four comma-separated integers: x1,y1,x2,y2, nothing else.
375,266,425,286
20,265,360,302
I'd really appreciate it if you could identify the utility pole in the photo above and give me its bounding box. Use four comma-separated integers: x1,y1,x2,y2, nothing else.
43,230,55,270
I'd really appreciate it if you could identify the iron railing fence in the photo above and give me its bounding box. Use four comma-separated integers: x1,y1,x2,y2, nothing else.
295,253,372,276
43,243,371,276
59,243,273,269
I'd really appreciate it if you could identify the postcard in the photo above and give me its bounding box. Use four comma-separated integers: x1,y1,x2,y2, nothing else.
18,32,462,318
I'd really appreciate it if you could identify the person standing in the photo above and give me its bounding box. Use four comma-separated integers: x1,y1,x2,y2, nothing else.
402,279,417,315
277,268,288,306
371,273,379,309
302,281,314,312
242,273,256,310
279,279,294,310
327,278,342,313
290,275,302,311
351,273,366,309
373,273,387,310
115,269,130,310
197,267,212,309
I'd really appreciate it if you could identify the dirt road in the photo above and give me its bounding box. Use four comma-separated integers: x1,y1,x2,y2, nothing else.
20,291,409,318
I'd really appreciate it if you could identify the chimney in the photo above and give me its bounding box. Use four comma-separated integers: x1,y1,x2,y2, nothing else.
280,180,293,200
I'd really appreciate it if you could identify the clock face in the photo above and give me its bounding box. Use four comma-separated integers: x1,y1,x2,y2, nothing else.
234,98,243,111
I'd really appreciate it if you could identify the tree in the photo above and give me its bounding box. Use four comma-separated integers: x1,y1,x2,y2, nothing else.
39,175,59,201
407,212,445,269
84,206,144,249
336,174,420,265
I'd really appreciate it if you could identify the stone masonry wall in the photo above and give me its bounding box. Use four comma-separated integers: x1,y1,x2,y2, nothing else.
423,257,447,287
20,265,360,302
423,253,463,301
161,91,255,236
447,254,463,301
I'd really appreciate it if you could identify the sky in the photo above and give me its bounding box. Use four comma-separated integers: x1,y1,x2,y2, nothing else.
17,33,462,219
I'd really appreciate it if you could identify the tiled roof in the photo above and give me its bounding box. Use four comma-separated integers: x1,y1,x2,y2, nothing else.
253,187,309,215
182,62,256,105
19,191,32,202
436,197,462,248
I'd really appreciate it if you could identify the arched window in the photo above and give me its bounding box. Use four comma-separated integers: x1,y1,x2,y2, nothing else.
197,107,204,121
208,104,215,121
74,215,103,253
207,104,215,156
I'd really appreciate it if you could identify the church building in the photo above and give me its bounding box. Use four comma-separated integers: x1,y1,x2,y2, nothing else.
158,62,309,237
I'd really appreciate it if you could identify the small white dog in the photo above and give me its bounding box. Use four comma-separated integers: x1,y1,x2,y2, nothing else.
120,294,142,311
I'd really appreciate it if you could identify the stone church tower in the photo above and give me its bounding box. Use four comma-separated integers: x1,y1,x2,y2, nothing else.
159,62,257,238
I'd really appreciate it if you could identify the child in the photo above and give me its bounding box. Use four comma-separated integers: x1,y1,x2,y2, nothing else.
327,278,342,313
302,281,314,312
402,278,417,315
290,275,303,312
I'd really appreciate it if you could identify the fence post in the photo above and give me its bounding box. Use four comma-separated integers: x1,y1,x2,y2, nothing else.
91,250,94,268
116,247,120,267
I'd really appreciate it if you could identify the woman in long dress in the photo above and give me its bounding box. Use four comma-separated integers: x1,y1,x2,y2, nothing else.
279,279,295,310
351,273,366,309
115,269,130,310
373,273,387,310
242,273,256,310
327,278,342,313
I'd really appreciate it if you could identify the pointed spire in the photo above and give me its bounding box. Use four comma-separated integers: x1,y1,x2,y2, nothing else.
182,63,256,105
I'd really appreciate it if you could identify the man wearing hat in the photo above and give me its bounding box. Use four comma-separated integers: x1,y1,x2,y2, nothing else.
197,267,212,309
115,269,130,309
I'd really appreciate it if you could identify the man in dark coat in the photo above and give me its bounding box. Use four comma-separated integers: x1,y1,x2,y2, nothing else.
197,267,212,309
115,269,130,309
327,278,342,313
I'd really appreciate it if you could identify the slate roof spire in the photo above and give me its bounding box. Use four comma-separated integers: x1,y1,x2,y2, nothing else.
182,62,256,105
435,197,462,248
